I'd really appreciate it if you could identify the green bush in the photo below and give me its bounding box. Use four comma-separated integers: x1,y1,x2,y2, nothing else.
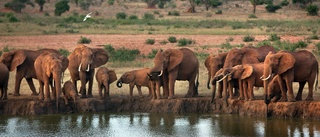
306,5,319,16
269,34,281,41
265,4,281,13
146,38,155,45
8,14,19,22
159,40,168,45
177,38,194,46
147,49,158,58
248,14,257,18
168,10,180,16
215,10,222,14
108,0,115,5
128,15,138,20
55,0,70,16
168,36,177,43
58,48,70,57
78,36,91,44
143,13,155,20
280,0,289,6
116,12,127,19
243,35,255,42
294,40,308,49
104,45,140,62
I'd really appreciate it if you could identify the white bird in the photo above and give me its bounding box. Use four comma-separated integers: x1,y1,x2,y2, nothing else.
83,12,92,21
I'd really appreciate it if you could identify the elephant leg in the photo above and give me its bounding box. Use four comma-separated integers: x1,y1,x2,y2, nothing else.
247,82,255,101
156,81,161,99
87,70,94,98
162,74,169,98
98,83,103,99
129,84,134,97
26,78,38,96
79,72,87,98
295,81,306,101
39,81,44,100
284,75,295,102
13,74,24,96
242,81,248,101
237,80,244,100
217,82,223,98
168,72,177,99
211,84,217,103
106,85,110,98
136,86,143,98
306,79,315,101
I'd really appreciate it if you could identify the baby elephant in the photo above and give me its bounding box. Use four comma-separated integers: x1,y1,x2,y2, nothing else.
95,67,117,99
62,81,77,105
117,68,152,98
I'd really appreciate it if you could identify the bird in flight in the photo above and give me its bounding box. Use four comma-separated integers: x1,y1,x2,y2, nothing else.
83,12,92,21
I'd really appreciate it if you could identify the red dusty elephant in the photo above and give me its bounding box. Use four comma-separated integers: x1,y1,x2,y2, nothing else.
261,50,319,103
116,68,152,98
148,48,199,99
0,49,60,96
0,63,9,100
68,45,109,98
34,51,69,109
96,67,117,99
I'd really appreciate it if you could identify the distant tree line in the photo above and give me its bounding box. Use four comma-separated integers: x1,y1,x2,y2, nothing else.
3,0,319,16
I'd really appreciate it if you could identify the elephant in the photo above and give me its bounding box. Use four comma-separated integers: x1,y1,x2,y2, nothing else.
62,80,77,106
0,63,9,100
34,51,69,109
261,50,319,103
220,45,276,100
267,75,284,102
0,49,60,96
117,68,152,98
68,44,109,98
205,52,227,102
220,63,264,101
148,71,164,100
96,67,117,99
148,48,199,99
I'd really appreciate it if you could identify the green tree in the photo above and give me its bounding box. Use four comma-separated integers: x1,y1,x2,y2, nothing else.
4,0,34,13
54,0,70,16
35,0,46,12
201,0,222,11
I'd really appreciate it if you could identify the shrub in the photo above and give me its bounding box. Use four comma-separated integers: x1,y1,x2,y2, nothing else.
78,36,91,44
168,10,180,16
108,0,115,5
215,10,222,14
243,35,255,42
315,42,320,51
8,14,19,22
79,1,90,10
248,14,257,18
116,12,127,19
269,34,281,41
146,38,155,45
55,0,70,16
58,48,70,56
143,13,155,20
294,40,308,49
128,15,138,20
104,45,140,62
168,36,177,43
220,42,233,49
265,4,281,13
147,49,158,58
177,38,194,46
306,5,319,16
159,40,168,45
280,0,289,6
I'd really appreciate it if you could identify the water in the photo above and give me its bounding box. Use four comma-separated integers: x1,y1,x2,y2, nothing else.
0,112,319,137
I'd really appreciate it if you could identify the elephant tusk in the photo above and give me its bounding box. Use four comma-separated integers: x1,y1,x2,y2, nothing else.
260,75,264,79
86,64,90,72
158,70,163,77
261,74,271,81
53,79,55,87
78,63,82,71
217,73,230,83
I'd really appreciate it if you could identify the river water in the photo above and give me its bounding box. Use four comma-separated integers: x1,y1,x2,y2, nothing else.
0,112,319,137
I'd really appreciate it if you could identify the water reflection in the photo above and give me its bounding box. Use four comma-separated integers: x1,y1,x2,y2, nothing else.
0,113,319,136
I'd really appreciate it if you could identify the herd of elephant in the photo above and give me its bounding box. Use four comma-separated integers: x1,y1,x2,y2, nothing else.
0,44,318,109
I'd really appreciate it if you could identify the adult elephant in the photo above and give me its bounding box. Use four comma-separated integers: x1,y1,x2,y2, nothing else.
148,48,199,99
34,52,69,109
0,49,59,96
220,63,264,101
0,63,9,100
117,68,152,98
261,50,318,102
221,45,276,100
68,44,109,98
205,52,227,102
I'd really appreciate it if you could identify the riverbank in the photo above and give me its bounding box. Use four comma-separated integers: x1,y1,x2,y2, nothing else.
1,96,320,119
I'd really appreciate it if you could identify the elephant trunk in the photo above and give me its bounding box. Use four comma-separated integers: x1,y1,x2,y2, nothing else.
117,80,123,88
53,72,62,110
207,71,211,89
263,66,272,105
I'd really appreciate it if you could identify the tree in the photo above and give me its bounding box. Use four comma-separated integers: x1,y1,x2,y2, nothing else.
201,0,222,11
54,0,70,16
187,0,200,13
144,0,159,8
4,0,34,13
35,0,46,12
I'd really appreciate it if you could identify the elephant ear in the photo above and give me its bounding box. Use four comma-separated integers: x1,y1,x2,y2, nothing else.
241,65,253,80
92,48,109,68
108,70,117,83
126,72,135,82
60,56,69,72
277,52,295,74
165,49,183,71
11,50,27,71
